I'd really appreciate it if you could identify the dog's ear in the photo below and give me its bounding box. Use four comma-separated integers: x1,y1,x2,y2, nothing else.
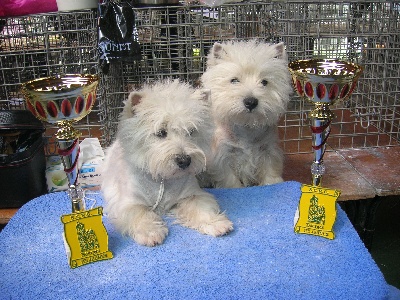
128,92,142,107
199,89,211,103
208,42,229,65
206,42,228,68
192,89,211,104
273,42,287,59
122,92,143,119
211,42,224,59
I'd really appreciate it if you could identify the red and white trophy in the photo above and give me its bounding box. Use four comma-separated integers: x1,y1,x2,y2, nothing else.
21,74,98,212
288,59,363,186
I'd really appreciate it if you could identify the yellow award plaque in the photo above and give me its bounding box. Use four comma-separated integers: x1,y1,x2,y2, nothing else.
294,184,341,240
61,207,113,268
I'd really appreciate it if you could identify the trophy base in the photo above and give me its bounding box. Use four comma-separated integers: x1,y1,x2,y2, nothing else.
67,185,86,213
311,175,323,187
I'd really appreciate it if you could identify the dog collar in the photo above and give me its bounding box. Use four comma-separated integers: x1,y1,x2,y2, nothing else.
152,178,164,211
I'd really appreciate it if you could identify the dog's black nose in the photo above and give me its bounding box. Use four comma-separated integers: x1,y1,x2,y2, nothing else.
175,154,191,169
243,97,258,111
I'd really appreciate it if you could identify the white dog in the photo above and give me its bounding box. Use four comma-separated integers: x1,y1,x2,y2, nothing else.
101,79,233,246
200,40,292,188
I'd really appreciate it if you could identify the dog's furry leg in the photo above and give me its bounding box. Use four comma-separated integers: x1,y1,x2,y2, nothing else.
172,194,233,236
214,169,242,188
258,146,284,185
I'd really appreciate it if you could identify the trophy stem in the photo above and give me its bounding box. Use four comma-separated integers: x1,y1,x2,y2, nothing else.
309,103,333,186
56,120,85,213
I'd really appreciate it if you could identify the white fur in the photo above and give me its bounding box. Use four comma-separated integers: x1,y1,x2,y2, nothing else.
101,79,233,246
201,40,292,188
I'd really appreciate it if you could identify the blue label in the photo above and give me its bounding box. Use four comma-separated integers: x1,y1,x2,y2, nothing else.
80,167,95,173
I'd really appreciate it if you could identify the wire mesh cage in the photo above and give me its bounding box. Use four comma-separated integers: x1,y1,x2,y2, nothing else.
98,1,400,153
0,1,399,155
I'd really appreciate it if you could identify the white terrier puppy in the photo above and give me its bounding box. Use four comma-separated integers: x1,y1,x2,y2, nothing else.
200,40,291,188
101,79,233,247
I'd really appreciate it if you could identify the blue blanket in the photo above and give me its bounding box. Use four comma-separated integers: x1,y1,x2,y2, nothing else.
0,181,393,299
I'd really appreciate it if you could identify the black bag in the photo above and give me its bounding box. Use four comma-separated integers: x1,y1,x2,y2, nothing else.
0,110,47,208
98,0,142,73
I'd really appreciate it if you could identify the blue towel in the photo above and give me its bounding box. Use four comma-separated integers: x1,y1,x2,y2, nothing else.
0,181,392,299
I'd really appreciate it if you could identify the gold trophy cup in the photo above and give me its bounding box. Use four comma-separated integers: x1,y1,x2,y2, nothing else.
21,74,99,212
288,59,363,186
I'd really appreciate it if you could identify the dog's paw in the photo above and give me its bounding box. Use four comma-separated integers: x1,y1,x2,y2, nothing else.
129,209,169,247
173,195,233,237
260,175,283,185
198,214,233,237
133,222,168,247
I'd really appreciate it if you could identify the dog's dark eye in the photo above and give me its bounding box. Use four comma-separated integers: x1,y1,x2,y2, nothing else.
156,129,167,138
261,79,268,86
188,128,197,136
231,78,240,84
